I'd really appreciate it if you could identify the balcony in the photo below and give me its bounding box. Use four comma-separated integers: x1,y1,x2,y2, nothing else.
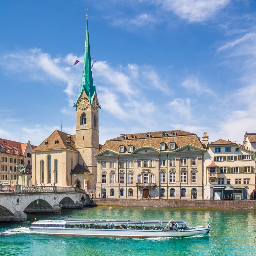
208,172,217,178
136,183,157,188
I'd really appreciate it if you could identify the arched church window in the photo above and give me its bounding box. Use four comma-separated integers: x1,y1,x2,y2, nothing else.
81,113,86,125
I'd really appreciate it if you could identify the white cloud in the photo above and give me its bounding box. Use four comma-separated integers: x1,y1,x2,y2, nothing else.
181,77,214,96
155,0,230,22
167,98,192,121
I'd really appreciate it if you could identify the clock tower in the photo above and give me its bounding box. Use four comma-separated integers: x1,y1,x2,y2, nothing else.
74,19,99,188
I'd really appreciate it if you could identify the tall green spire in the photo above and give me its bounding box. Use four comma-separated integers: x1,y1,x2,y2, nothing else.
75,19,96,105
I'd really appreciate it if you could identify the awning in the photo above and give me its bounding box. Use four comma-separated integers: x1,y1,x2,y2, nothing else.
225,187,233,191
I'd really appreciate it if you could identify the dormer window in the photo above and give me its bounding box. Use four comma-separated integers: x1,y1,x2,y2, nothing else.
119,145,125,153
128,145,134,153
131,135,136,139
171,131,177,136
160,143,166,151
122,135,128,140
45,141,48,145
162,132,168,137
170,142,176,150
55,140,59,144
146,133,152,138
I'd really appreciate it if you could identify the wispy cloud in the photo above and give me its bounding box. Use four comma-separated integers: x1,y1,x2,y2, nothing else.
167,98,192,121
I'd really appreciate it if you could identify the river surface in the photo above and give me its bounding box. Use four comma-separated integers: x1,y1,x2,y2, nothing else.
0,206,256,255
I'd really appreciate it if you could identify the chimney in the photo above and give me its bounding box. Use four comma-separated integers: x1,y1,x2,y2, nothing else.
202,132,209,147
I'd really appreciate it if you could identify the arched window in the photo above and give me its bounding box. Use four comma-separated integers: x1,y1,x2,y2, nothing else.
54,159,58,184
160,188,165,197
128,188,133,196
81,113,86,125
41,160,44,184
120,188,124,196
191,188,197,199
94,114,97,127
102,188,106,198
47,155,51,184
181,188,186,197
170,188,175,197
110,188,114,196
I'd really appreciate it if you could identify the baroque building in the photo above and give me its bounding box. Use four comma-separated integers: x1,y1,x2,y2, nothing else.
0,138,34,185
95,130,206,199
32,20,99,190
204,138,255,200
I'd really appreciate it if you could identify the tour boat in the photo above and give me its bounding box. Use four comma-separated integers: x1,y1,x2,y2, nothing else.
30,219,211,237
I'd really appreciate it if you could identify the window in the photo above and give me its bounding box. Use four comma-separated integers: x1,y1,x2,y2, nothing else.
160,188,165,197
160,160,166,167
191,188,197,199
144,174,149,183
160,173,166,183
215,148,221,153
169,172,175,183
55,140,59,144
235,179,241,184
101,161,106,169
220,167,227,174
41,161,44,184
227,179,230,185
181,172,187,183
225,147,231,152
102,174,106,183
245,167,250,173
209,167,216,173
169,159,175,167
191,172,197,183
151,174,155,183
128,161,133,168
128,173,133,184
137,160,142,167
191,158,196,166
119,173,124,183
227,156,234,161
170,143,175,150
14,159,16,163
162,132,168,137
138,174,142,183
160,143,166,151
242,155,251,160
146,133,151,138
170,188,175,197
54,159,58,183
120,188,124,196
110,162,115,168
128,145,133,153
119,161,125,169
181,188,186,197
143,160,149,168
218,178,224,184
10,166,13,172
27,153,31,158
81,113,86,125
10,158,13,163
110,188,114,196
110,174,115,184
119,146,125,153
151,160,155,167
131,135,136,139
180,159,187,166
128,189,133,196
48,155,51,184
172,131,176,136
215,156,224,162
244,178,250,184
235,148,239,152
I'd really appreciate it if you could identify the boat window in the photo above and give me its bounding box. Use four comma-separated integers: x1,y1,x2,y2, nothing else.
127,223,142,230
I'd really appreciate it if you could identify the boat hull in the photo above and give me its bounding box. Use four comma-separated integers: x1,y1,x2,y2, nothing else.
30,227,210,237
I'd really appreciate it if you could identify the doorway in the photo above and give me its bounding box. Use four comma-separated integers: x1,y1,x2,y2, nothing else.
143,189,149,199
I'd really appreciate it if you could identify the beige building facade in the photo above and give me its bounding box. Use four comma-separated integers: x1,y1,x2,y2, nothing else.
96,130,206,199
204,138,255,200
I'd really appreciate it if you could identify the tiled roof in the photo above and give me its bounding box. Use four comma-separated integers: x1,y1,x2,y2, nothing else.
71,163,90,174
245,133,256,143
206,162,219,168
99,130,204,154
34,130,76,151
0,138,35,156
210,139,236,146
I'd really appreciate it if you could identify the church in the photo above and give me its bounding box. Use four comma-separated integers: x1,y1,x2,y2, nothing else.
32,20,100,191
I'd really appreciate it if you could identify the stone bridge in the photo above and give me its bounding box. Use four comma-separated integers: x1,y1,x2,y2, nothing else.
0,185,91,222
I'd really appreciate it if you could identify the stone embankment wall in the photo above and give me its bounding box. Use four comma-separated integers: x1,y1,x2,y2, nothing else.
93,199,256,210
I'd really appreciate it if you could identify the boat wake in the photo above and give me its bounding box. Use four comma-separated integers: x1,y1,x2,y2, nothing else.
0,227,31,236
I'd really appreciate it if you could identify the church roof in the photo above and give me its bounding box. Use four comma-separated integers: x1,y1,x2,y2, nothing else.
98,130,204,154
74,19,96,106
34,130,76,151
71,163,90,174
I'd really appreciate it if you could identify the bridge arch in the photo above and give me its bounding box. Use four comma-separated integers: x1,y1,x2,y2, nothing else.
0,205,14,216
24,199,53,213
59,197,75,208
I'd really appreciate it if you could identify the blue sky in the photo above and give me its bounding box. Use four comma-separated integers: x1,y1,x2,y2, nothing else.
1,0,256,146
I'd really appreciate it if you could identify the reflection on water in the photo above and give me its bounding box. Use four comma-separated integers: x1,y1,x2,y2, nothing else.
0,206,256,256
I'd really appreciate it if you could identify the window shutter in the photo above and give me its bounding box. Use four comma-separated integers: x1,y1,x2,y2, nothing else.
223,156,226,161
234,156,237,161
227,156,230,161
230,167,233,173
240,167,244,173
214,157,217,161
251,154,255,160
251,166,254,173
238,155,242,160
227,167,230,173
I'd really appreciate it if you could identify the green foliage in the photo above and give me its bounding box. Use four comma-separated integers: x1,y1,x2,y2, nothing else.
19,165,28,175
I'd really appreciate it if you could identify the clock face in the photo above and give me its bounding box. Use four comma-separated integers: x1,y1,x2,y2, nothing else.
78,97,89,111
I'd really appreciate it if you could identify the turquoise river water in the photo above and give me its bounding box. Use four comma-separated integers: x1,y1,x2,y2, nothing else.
0,206,256,256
